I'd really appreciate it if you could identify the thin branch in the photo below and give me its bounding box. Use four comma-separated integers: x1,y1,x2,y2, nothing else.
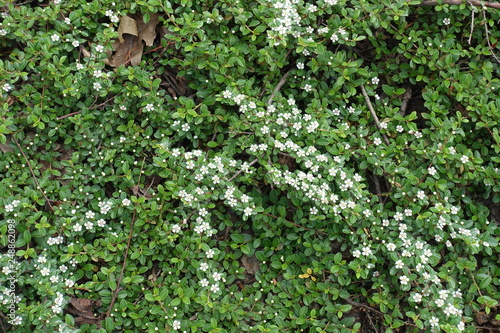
482,10,500,64
399,86,413,116
105,158,145,318
228,157,260,181
344,298,420,328
420,0,500,9
468,1,476,45
105,208,136,318
372,172,383,204
12,136,54,212
228,158,260,181
360,85,390,145
57,111,81,120
267,70,291,105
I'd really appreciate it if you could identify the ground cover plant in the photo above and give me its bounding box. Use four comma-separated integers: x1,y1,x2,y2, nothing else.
0,0,499,332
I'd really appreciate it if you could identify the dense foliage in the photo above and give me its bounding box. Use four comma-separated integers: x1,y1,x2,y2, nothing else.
1,0,499,332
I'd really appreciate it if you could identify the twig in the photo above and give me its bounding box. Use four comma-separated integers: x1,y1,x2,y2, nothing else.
482,10,500,64
399,86,412,116
371,172,383,204
263,213,313,231
419,0,500,9
228,157,260,181
468,1,476,45
267,70,291,105
89,94,119,110
344,298,420,328
360,85,390,145
105,157,145,318
12,136,54,212
57,111,81,120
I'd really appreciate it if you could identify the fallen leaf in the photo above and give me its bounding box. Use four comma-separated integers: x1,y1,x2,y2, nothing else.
106,13,161,67
118,15,138,43
241,255,260,275
66,297,102,326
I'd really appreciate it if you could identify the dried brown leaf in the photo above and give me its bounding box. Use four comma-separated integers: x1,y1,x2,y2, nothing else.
117,15,138,43
134,13,160,47
241,255,260,275
106,13,160,67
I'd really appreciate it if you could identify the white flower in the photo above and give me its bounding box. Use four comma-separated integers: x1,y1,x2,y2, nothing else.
93,82,102,91
460,155,469,164
40,267,50,276
399,275,409,285
210,284,220,293
206,249,215,258
386,243,396,251
0,29,7,36
199,278,209,287
51,34,60,42
429,316,439,327
412,293,422,302
243,207,253,216
212,272,222,281
443,18,451,25
95,45,105,53
171,224,181,233
2,83,12,92
371,77,380,85
181,123,190,131
122,198,131,206
172,320,181,330
362,246,372,256
297,62,304,69
417,190,426,200
427,166,437,176
72,40,80,47
395,260,404,269
373,137,382,146
199,263,208,271
37,256,47,264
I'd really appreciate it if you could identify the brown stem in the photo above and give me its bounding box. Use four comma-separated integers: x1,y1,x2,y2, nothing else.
360,85,390,145
419,0,500,9
267,70,291,105
12,136,54,212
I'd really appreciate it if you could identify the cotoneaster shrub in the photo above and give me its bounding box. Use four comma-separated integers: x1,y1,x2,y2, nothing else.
0,0,499,332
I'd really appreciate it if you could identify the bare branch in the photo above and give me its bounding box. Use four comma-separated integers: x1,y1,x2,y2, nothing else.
399,86,413,116
420,0,500,9
267,70,291,105
12,136,54,212
482,10,500,64
360,85,390,145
